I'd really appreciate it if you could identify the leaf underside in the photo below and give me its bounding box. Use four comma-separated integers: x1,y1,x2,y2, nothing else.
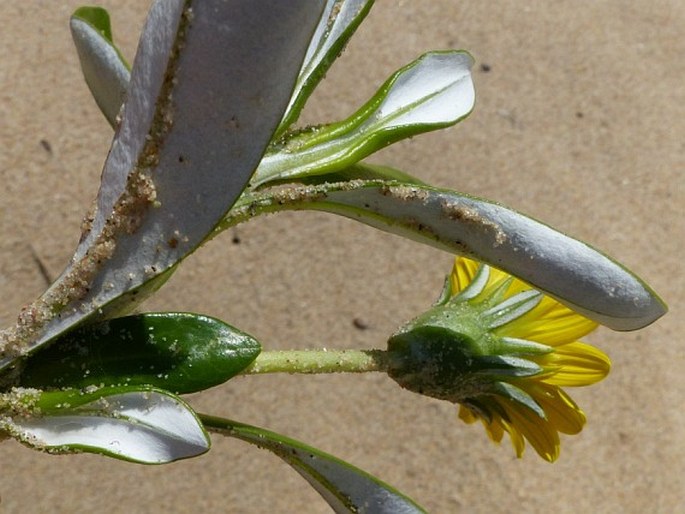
202,415,426,513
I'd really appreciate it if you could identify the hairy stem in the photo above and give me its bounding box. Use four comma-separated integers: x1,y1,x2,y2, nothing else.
241,348,395,375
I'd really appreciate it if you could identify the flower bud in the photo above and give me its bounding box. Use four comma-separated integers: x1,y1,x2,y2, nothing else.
386,257,610,462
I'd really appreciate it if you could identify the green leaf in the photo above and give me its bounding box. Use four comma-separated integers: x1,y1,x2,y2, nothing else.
71,7,131,127
452,261,491,301
17,313,260,394
225,180,666,330
73,7,115,43
473,356,543,378
0,1,326,372
3,386,210,464
492,381,546,418
481,290,542,329
498,337,553,356
201,415,426,513
276,0,376,138
268,162,426,187
252,50,475,188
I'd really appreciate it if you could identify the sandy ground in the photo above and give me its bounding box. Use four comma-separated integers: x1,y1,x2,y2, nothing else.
0,1,682,512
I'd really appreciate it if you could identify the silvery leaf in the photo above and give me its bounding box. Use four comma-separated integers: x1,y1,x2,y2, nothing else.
226,181,666,330
0,0,325,371
70,6,131,127
4,386,209,464
202,415,426,513
276,0,376,137
253,51,475,187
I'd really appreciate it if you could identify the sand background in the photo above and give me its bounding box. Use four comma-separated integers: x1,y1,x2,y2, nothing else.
0,1,682,512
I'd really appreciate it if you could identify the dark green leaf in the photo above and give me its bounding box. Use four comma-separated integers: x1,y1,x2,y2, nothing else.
201,415,426,513
17,313,260,393
275,162,426,187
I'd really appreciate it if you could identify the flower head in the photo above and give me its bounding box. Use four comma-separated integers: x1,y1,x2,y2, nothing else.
387,257,610,462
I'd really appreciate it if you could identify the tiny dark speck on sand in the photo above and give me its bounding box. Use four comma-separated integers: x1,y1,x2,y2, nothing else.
353,318,369,330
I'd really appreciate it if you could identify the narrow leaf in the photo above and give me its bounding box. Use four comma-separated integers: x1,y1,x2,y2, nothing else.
201,415,426,513
269,162,426,187
473,356,543,378
276,0,376,137
492,381,546,419
499,337,553,356
0,1,326,371
482,290,542,329
318,183,666,330
17,313,260,393
452,262,490,301
225,181,666,330
253,51,475,187
4,387,210,464
71,7,131,127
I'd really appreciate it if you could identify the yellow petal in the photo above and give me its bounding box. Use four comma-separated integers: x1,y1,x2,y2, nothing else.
498,398,560,462
451,259,598,348
498,413,526,458
458,404,478,424
540,341,611,386
458,402,507,444
523,382,586,435
484,415,505,443
450,257,480,295
499,303,598,346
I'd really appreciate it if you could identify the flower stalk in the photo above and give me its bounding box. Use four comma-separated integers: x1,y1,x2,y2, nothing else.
240,349,393,375
235,256,611,463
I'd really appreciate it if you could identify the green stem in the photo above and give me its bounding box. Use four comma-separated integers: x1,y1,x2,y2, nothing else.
213,180,379,236
241,349,394,375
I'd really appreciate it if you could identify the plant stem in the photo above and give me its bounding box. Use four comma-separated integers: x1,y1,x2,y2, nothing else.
241,349,394,375
212,180,379,236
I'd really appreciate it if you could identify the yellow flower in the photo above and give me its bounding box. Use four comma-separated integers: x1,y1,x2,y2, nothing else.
450,257,610,462
387,256,610,462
